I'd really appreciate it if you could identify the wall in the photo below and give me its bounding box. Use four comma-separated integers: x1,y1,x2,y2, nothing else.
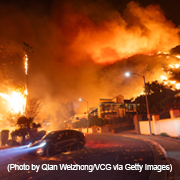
139,121,154,135
138,110,180,137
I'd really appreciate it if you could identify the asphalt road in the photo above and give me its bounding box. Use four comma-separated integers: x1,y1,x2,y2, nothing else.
0,133,167,180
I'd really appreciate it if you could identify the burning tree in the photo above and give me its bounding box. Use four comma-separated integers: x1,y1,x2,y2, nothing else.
0,85,42,123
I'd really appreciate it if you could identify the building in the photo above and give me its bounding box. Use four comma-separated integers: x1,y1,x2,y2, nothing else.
72,95,138,122
89,95,137,120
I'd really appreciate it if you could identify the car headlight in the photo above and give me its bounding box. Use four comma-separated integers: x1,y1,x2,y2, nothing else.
28,142,32,148
38,142,46,148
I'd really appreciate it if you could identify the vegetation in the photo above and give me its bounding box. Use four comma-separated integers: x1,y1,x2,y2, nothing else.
159,132,169,137
134,80,180,118
56,102,75,124
25,98,42,119
11,116,41,145
7,94,42,145
72,116,133,128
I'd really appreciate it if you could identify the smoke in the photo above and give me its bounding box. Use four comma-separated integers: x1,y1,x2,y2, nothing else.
0,0,179,129
51,1,179,64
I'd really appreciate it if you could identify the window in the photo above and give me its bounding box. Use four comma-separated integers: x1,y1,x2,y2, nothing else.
129,105,133,110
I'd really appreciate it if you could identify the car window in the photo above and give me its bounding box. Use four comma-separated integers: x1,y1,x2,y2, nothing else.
57,132,66,139
42,132,59,140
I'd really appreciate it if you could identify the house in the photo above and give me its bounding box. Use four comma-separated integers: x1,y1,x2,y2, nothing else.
89,95,137,120
72,95,138,122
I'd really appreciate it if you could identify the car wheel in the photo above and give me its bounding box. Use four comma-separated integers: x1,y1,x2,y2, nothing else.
77,140,85,150
46,145,55,157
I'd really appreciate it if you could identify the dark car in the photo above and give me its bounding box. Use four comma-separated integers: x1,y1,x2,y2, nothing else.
28,130,86,157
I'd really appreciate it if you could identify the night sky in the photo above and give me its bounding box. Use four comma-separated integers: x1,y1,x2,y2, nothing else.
0,0,180,125
1,0,180,25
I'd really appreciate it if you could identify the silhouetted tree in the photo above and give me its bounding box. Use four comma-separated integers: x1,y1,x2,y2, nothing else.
25,98,42,119
56,102,75,123
12,116,41,144
134,80,180,117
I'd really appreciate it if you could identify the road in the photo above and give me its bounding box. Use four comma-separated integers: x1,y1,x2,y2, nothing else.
0,133,167,180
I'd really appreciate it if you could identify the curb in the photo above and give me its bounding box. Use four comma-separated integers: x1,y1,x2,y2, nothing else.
121,134,174,180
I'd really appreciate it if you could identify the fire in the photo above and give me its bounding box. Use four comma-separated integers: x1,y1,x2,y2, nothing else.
0,90,26,114
24,54,28,95
156,55,180,90
160,75,167,81
53,1,179,65
25,54,28,75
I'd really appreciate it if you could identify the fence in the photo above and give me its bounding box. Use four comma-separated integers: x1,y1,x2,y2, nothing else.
134,110,180,137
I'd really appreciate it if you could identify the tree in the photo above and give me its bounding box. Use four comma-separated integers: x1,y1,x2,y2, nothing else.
56,102,75,123
6,97,42,126
11,115,41,145
25,98,42,119
134,80,180,117
7,112,21,127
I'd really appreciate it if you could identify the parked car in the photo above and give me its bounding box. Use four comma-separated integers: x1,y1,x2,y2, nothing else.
28,130,86,157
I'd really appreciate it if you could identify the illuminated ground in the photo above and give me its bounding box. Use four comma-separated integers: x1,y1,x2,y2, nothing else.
0,134,167,180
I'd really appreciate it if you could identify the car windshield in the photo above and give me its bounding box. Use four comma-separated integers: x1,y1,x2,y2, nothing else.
42,131,59,140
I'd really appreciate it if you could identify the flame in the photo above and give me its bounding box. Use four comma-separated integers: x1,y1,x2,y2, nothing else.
25,54,28,75
24,54,28,95
175,83,180,90
53,1,179,65
160,75,167,81
24,89,28,95
0,90,26,114
156,55,180,90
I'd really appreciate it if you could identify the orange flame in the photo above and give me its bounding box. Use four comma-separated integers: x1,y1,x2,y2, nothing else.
157,56,180,90
0,90,26,114
25,54,28,75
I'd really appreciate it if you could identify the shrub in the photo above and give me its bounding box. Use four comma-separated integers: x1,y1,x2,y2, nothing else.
159,132,169,137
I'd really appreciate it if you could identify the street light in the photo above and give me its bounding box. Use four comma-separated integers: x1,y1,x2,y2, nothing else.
79,98,89,133
125,72,152,135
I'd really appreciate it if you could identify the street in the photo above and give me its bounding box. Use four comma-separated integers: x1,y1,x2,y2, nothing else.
0,133,167,180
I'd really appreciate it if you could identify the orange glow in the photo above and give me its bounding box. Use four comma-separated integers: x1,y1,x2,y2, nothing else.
160,75,167,81
169,64,174,68
24,54,28,96
175,83,180,90
56,2,179,65
170,81,176,84
25,54,28,75
0,90,26,114
24,89,28,95
175,64,180,68
156,58,180,91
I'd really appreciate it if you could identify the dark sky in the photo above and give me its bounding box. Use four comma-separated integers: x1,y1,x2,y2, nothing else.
111,0,180,26
0,0,180,25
